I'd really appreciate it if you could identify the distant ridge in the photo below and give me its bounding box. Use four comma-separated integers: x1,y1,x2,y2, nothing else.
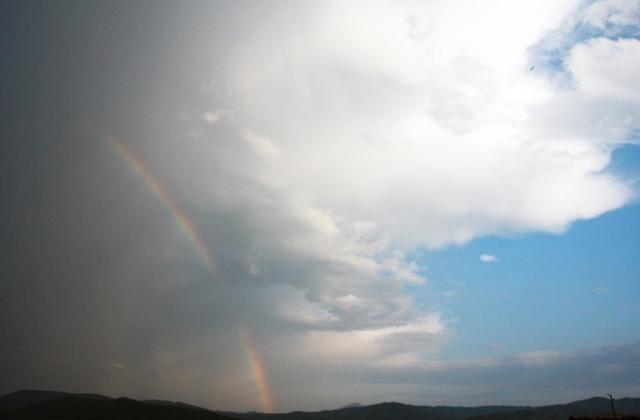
0,390,235,420
340,402,362,409
466,397,640,420
0,389,110,410
229,401,530,420
229,397,640,420
0,390,639,420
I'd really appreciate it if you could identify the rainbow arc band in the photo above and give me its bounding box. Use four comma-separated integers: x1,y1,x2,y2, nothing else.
110,140,216,271
110,138,274,413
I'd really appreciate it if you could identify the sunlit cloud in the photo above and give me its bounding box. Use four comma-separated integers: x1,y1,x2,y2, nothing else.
113,0,640,408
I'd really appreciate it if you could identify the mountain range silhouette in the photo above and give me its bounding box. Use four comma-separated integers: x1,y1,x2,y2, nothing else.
1,390,639,420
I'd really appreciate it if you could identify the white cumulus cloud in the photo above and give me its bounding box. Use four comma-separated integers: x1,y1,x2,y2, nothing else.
156,0,639,408
86,0,640,410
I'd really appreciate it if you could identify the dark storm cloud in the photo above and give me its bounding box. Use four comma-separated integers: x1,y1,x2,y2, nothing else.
0,0,229,398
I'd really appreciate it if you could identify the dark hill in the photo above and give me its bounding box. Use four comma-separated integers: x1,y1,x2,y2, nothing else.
1,390,638,420
467,397,640,420
0,392,236,420
229,401,527,420
0,389,110,410
229,398,640,420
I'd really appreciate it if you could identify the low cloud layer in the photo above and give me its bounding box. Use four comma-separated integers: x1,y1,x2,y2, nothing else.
2,0,639,412
339,341,640,407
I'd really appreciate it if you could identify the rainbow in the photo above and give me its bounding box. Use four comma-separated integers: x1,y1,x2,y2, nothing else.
241,327,275,413
110,138,274,413
111,140,216,271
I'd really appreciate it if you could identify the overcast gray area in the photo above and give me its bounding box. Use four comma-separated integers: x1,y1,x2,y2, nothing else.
2,0,640,412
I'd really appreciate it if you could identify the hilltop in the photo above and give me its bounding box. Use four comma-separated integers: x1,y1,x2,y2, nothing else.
1,390,639,420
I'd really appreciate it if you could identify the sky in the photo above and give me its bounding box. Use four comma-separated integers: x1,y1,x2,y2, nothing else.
1,0,640,413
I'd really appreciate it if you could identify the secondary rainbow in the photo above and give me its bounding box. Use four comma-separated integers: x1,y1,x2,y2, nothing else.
110,138,274,413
